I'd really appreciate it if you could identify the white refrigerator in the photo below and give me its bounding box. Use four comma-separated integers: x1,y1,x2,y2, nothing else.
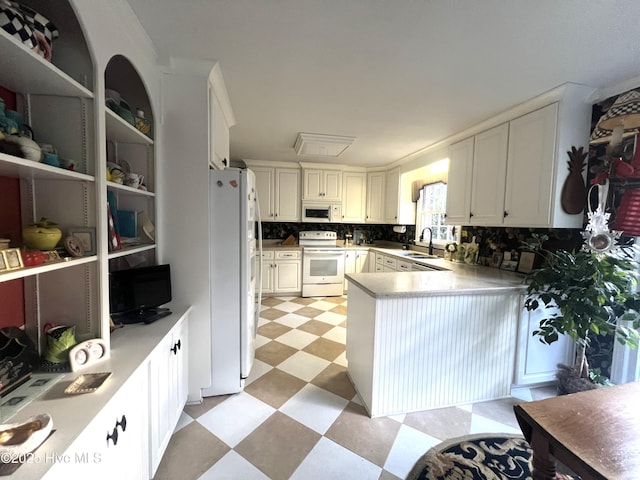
204,168,262,396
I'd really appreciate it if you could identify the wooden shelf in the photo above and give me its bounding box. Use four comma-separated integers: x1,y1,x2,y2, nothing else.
0,30,93,98
0,255,97,283
0,152,94,182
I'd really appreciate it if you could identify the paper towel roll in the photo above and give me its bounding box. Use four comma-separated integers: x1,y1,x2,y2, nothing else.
392,225,407,234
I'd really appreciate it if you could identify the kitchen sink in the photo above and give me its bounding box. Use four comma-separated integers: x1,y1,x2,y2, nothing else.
400,252,438,259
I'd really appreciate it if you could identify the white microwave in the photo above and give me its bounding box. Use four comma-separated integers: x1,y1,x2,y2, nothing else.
302,203,342,223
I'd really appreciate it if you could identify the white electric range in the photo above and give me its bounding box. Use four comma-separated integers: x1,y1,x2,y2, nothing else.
299,231,345,297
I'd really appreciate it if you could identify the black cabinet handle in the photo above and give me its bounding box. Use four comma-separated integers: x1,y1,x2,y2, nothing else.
504,211,509,217
171,340,182,355
469,212,474,217
107,426,119,446
117,415,127,432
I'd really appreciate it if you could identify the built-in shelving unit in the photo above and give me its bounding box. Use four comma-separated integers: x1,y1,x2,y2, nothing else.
0,0,158,365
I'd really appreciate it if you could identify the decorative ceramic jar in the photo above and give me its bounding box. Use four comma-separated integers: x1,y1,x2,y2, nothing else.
22,217,62,250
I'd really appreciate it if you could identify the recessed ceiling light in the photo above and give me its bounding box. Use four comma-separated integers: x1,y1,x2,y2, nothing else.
294,133,355,157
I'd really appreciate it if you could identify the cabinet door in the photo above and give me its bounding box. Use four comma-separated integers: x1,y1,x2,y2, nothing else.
504,104,558,227
253,167,275,221
445,137,474,225
323,169,343,201
344,250,356,291
469,123,509,225
149,334,174,475
275,168,300,222
366,172,385,223
355,250,368,273
46,369,148,480
342,172,366,223
514,302,574,386
211,93,230,169
303,169,324,200
274,260,301,292
384,167,400,223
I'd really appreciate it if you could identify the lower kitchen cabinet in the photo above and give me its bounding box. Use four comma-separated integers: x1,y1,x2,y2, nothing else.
262,249,301,295
344,249,368,291
44,367,149,480
148,315,189,477
514,301,574,386
35,310,190,480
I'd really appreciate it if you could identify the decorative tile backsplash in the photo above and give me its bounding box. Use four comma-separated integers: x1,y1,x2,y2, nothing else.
260,222,416,245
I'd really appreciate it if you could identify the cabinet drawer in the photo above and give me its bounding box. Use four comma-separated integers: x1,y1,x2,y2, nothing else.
276,250,300,259
397,261,411,271
375,254,384,264
383,256,397,268
261,250,274,260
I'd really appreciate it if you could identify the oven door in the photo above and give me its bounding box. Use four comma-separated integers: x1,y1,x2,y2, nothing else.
303,249,345,284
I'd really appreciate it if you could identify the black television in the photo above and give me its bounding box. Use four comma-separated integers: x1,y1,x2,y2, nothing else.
109,264,172,324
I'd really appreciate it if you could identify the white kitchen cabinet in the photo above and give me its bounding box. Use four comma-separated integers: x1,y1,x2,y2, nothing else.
384,167,415,225
210,89,230,169
384,167,401,223
341,171,366,223
249,164,300,222
445,86,592,228
366,171,385,223
261,250,301,294
469,123,510,225
382,255,398,272
445,137,474,225
45,367,149,480
344,249,368,291
514,301,574,386
275,168,301,222
302,167,342,201
148,314,189,477
503,103,558,226
261,250,275,294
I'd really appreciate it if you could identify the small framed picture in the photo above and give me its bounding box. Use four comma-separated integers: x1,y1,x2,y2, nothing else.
500,259,518,271
490,252,504,268
68,227,96,255
517,251,537,274
3,248,23,270
0,252,7,272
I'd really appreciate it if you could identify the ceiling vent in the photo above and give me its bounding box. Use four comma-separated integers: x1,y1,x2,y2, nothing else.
294,133,355,157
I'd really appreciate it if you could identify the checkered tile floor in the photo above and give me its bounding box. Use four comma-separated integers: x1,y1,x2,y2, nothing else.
153,296,557,480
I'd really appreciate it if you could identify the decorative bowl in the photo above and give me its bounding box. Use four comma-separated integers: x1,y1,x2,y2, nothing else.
22,218,62,250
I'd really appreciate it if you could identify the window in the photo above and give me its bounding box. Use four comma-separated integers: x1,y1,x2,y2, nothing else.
415,182,458,245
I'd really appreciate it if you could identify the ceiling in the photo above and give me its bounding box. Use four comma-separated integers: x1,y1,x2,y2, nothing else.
125,0,640,168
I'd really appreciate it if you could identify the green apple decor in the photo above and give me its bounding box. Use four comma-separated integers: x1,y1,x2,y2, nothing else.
22,217,62,250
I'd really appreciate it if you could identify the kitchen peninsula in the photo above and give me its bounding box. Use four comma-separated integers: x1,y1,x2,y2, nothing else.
345,258,528,417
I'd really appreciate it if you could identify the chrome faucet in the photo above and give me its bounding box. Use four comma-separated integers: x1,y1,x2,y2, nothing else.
419,227,434,255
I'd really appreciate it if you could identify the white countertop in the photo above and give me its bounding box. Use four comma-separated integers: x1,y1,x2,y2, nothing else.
347,248,527,298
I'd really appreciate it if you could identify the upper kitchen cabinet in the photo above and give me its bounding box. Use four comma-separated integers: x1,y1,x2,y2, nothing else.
445,84,593,228
248,161,300,222
469,123,509,225
301,164,342,201
341,169,366,223
365,170,385,223
210,69,234,170
384,167,415,225
445,137,474,225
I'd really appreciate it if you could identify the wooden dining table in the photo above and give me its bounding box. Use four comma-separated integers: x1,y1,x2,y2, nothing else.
513,381,640,480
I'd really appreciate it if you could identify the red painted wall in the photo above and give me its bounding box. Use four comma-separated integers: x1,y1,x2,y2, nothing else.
0,87,24,328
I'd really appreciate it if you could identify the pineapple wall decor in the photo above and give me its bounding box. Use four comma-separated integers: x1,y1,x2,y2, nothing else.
561,146,588,214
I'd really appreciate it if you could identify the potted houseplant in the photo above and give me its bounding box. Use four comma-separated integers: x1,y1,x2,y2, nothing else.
522,233,640,393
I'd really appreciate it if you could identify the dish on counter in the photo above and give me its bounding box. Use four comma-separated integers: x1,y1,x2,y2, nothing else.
0,413,53,455
64,372,111,394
